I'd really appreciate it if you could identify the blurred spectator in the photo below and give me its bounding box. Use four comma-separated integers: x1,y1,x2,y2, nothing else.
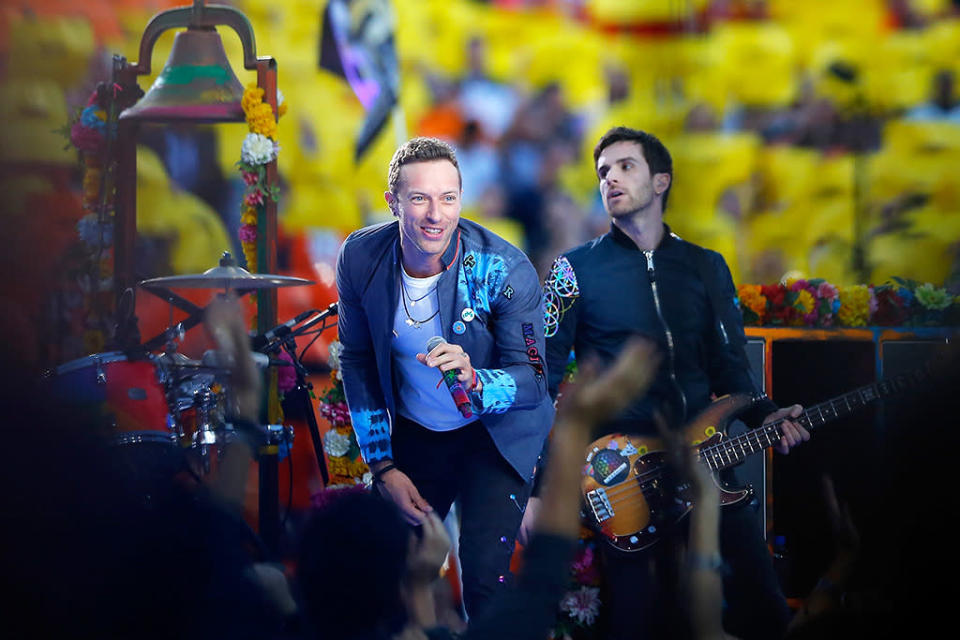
906,69,960,123
455,120,500,209
459,36,519,142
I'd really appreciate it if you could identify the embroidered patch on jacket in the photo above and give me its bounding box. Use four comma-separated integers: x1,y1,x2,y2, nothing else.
458,251,507,316
521,322,545,380
503,284,514,299
543,255,580,338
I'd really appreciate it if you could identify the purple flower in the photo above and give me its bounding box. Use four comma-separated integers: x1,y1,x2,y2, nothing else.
238,224,257,243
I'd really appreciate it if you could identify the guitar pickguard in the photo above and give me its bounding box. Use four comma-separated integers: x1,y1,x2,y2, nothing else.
580,394,754,552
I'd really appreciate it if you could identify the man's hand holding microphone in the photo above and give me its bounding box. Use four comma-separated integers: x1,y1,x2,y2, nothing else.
373,336,479,525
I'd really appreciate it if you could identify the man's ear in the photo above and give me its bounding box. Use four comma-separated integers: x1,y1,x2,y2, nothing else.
384,191,398,217
653,173,671,196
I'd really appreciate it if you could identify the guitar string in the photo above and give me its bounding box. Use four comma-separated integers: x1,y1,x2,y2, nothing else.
592,423,789,503
595,413,806,502
591,385,895,511
597,414,824,507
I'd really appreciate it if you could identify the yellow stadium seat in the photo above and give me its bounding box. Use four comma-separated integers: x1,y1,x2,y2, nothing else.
0,79,74,165
669,132,761,221
586,0,710,23
6,14,95,87
711,23,797,107
135,147,232,275
771,0,886,69
869,228,954,286
755,145,819,210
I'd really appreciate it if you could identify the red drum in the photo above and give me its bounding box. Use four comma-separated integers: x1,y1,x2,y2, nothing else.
50,352,176,446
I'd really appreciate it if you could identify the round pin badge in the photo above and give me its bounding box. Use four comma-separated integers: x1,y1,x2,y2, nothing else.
461,307,476,322
452,320,467,335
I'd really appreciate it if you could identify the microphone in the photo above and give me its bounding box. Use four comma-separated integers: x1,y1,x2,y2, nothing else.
251,309,317,351
426,336,473,419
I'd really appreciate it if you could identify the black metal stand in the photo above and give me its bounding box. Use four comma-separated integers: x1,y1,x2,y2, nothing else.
257,427,282,559
255,302,337,557
280,337,330,486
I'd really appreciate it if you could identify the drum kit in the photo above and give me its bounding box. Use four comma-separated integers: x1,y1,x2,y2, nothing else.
45,252,335,484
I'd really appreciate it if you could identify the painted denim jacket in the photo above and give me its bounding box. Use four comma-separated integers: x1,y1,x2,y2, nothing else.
335,218,554,480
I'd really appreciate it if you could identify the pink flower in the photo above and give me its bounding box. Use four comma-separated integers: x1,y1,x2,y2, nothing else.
560,586,601,626
238,224,257,243
276,350,296,393
70,124,104,154
241,169,259,186
789,279,809,292
817,282,838,301
244,189,265,207
319,401,351,426
572,545,600,584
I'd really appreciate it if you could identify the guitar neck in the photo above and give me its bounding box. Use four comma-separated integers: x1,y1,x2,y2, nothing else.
700,373,919,472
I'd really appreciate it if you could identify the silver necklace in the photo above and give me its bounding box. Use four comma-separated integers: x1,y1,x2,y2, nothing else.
400,280,439,329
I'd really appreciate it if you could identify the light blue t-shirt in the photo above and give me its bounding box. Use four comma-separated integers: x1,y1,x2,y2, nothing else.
392,267,474,431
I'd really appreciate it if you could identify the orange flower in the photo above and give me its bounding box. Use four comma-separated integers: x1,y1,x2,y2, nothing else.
737,284,767,322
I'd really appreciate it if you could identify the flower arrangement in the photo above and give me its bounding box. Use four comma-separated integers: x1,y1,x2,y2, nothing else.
316,341,371,488
64,80,143,357
237,83,285,274
737,277,959,328
550,529,603,640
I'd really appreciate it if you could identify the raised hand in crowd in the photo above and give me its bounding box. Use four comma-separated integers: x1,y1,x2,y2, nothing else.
656,413,736,640
399,512,454,638
536,339,661,538
203,295,263,509
786,474,861,635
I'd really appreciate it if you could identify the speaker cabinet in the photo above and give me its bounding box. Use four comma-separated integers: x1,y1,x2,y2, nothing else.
725,338,768,530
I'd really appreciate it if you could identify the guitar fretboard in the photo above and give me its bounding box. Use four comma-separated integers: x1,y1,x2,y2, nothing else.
699,371,922,472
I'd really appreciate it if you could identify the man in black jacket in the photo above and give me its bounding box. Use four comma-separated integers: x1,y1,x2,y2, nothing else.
541,126,809,639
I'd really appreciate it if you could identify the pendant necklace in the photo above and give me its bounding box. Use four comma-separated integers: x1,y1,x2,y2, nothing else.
400,279,439,329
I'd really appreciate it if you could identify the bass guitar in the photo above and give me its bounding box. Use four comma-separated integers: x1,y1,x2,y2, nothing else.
580,371,924,552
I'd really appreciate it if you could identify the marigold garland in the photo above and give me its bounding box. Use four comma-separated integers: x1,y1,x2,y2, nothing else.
316,341,371,488
237,83,284,275
64,80,143,358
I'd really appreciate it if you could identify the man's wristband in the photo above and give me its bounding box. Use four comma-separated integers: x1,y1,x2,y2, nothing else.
373,462,397,483
470,369,482,394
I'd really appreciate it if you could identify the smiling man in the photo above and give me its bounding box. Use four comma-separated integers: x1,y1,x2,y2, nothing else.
335,137,553,618
540,127,809,639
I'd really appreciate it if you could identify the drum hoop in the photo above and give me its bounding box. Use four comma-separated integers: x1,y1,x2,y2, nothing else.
113,432,178,447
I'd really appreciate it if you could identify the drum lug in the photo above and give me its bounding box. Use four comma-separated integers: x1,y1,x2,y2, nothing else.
94,356,106,385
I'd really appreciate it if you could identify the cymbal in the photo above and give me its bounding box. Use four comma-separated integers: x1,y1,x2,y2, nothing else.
139,266,313,290
155,352,223,371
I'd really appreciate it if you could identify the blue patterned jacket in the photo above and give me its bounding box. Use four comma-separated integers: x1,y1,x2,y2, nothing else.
335,218,554,480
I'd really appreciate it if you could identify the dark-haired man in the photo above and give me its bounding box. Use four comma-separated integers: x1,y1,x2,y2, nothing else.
541,126,809,639
336,137,553,618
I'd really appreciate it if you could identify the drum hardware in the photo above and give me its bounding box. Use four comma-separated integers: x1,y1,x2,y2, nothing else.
49,252,333,557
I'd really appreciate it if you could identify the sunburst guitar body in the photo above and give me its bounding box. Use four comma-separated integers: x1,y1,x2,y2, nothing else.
580,367,925,552
580,394,753,552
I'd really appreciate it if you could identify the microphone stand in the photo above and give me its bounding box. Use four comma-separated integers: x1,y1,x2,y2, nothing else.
255,303,337,555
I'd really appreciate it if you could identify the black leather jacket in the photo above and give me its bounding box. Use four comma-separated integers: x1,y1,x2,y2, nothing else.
544,223,776,436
